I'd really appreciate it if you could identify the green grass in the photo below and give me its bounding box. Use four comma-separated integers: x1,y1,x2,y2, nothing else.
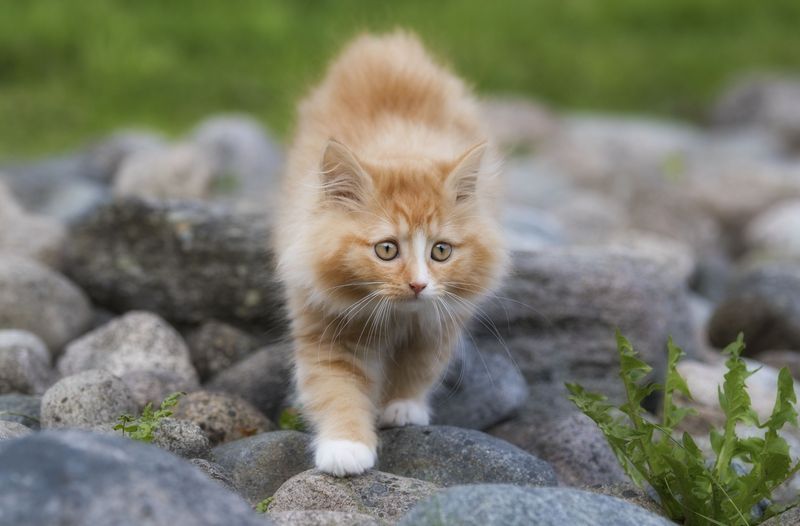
2,0,800,159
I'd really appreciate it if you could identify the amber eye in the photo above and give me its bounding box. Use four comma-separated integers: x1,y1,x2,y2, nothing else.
431,242,452,262
375,241,399,261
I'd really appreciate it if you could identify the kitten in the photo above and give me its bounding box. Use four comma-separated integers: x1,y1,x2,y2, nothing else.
274,31,507,476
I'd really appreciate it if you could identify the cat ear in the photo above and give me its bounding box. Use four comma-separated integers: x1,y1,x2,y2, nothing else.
446,142,487,202
320,139,371,207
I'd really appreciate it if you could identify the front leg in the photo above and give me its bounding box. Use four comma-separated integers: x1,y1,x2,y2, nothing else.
379,332,455,428
295,339,378,477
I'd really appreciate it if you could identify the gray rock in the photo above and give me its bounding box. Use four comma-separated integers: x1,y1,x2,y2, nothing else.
517,412,627,486
269,510,381,526
712,75,800,148
0,394,41,429
63,198,286,330
206,343,293,421
0,256,92,352
476,247,694,424
59,311,199,390
708,262,800,353
83,130,166,183
172,390,273,446
113,143,216,200
762,504,800,525
269,469,438,524
212,430,313,504
399,485,675,526
757,350,800,381
0,421,32,440
185,320,258,381
152,417,211,459
0,430,268,526
377,426,557,487
431,339,528,430
481,97,560,150
583,483,666,517
190,458,240,494
0,330,55,394
120,369,196,410
745,200,800,260
0,180,65,267
41,369,137,428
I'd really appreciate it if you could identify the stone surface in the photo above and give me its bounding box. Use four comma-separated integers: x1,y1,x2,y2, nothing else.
481,96,560,150
0,330,55,395
64,198,286,330
213,430,314,504
0,180,66,267
41,369,137,429
190,458,240,494
185,320,258,381
431,339,528,430
120,369,196,410
269,469,438,524
0,430,268,526
520,412,627,487
0,394,41,429
377,426,557,487
758,350,800,381
206,343,293,421
708,262,800,354
83,129,166,183
0,420,33,440
0,256,92,352
762,504,800,526
152,417,211,459
399,485,674,526
113,143,216,199
583,483,666,517
745,199,800,260
172,390,273,446
59,311,199,391
269,510,381,526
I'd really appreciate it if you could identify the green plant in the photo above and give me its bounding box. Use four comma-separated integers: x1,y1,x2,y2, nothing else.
278,407,307,432
567,333,800,526
114,391,185,443
254,496,273,513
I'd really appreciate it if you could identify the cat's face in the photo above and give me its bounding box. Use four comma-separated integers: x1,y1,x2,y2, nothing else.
308,140,506,314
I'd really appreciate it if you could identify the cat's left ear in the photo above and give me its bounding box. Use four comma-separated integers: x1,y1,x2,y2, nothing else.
446,142,487,202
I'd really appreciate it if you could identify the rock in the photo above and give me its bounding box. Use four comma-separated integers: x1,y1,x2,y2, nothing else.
377,426,556,487
152,417,211,459
185,320,258,381
206,343,293,421
269,510,381,526
269,469,438,524
399,485,674,526
190,458,240,494
745,200,800,260
0,180,65,267
477,247,695,424
757,350,800,381
41,369,137,429
190,114,284,213
172,390,273,446
0,256,92,352
0,394,41,429
762,504,800,525
0,330,55,395
83,130,166,183
712,75,800,148
503,205,565,252
0,421,32,440
514,412,627,487
121,369,197,409
64,198,286,330
212,430,313,504
583,483,665,517
481,97,560,150
113,143,216,199
431,339,528,430
59,311,199,392
0,430,267,526
708,262,800,354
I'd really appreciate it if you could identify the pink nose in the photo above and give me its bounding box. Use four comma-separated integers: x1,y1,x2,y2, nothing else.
409,282,428,295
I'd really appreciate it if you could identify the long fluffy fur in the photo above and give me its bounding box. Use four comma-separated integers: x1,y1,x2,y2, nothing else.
274,31,508,476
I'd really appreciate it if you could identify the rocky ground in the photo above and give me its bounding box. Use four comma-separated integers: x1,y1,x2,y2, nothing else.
2,77,800,525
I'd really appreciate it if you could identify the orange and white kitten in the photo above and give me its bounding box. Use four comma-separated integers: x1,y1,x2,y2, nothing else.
274,31,507,476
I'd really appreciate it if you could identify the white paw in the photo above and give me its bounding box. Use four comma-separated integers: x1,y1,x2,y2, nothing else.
314,439,376,477
379,399,430,428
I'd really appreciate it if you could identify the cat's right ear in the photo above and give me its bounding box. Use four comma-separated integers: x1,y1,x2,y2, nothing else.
320,139,371,208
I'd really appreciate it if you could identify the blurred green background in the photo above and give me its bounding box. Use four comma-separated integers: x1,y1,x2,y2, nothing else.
3,0,800,159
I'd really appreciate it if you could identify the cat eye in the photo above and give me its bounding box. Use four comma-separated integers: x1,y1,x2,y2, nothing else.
375,241,399,261
431,242,452,262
